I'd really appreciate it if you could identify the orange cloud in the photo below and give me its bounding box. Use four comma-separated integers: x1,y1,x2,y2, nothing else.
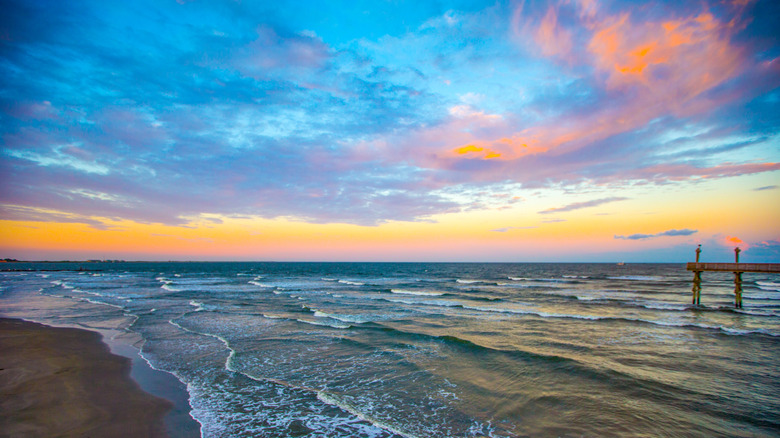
726,236,743,244
446,1,752,166
586,9,742,94
452,144,502,160
725,235,752,250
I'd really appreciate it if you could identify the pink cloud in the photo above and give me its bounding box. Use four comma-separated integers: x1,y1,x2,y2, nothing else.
420,0,768,185
534,6,573,58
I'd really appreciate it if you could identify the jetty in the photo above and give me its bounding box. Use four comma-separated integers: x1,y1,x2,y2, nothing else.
687,245,780,308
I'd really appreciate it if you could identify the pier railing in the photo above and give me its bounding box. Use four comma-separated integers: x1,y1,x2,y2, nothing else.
686,263,780,273
686,248,779,308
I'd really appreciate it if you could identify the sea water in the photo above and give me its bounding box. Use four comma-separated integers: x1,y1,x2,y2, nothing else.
1,262,778,437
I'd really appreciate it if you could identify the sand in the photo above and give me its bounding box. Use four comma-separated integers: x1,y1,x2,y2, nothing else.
0,318,172,438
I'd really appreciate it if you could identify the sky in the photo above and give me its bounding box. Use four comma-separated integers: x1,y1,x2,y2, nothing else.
1,0,778,262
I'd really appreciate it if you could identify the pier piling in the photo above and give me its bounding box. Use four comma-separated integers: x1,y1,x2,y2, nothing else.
686,246,780,308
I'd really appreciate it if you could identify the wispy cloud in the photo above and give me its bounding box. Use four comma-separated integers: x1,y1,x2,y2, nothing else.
615,229,698,240
491,226,538,232
754,185,778,191
539,197,629,215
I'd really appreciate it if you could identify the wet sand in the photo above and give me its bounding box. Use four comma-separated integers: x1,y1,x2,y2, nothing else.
0,317,172,437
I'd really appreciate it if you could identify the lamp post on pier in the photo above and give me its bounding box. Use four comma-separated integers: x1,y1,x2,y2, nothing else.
691,245,702,306
734,247,743,309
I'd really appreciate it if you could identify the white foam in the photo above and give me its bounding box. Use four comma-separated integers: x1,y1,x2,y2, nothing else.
756,281,780,292
313,310,367,324
339,280,365,286
248,281,273,287
576,296,599,301
189,300,205,312
81,297,124,310
317,392,419,438
296,318,351,329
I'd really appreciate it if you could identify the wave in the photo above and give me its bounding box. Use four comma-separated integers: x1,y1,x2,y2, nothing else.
189,300,205,312
464,305,780,336
508,277,573,284
312,310,367,324
746,292,780,300
756,281,780,292
390,289,444,296
338,280,365,286
295,318,351,329
455,279,500,286
50,280,76,290
248,281,273,288
317,392,419,438
385,298,464,308
607,275,664,281
636,302,691,311
80,296,125,310
575,295,599,301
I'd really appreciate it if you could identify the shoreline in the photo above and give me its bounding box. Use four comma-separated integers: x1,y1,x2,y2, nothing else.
0,317,183,437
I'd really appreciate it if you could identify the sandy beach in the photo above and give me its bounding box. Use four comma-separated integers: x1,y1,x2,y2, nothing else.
0,317,172,438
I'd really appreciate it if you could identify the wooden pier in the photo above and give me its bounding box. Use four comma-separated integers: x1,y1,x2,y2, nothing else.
687,246,780,308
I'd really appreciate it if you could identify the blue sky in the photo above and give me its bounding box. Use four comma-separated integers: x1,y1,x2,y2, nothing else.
1,0,779,261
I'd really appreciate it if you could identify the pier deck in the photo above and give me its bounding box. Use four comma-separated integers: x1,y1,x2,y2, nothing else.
686,263,780,273
686,248,780,308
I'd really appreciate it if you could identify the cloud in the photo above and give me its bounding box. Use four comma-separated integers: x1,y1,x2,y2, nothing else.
491,226,537,232
0,0,778,230
540,197,628,214
754,185,778,191
423,0,779,188
723,235,752,250
0,205,122,231
615,229,698,240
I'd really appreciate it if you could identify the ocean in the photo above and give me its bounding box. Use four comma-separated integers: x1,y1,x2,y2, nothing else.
1,262,779,437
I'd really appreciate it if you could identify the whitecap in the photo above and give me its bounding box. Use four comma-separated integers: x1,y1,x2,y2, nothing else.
338,280,365,286
756,281,780,292
295,318,351,329
248,281,273,287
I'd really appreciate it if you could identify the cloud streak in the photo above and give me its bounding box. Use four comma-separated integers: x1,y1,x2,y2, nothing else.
539,197,629,215
615,229,698,240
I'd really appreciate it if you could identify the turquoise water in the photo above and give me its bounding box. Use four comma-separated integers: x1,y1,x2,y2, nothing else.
1,262,779,437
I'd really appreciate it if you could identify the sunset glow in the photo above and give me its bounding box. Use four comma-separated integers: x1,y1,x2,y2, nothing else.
1,0,778,262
